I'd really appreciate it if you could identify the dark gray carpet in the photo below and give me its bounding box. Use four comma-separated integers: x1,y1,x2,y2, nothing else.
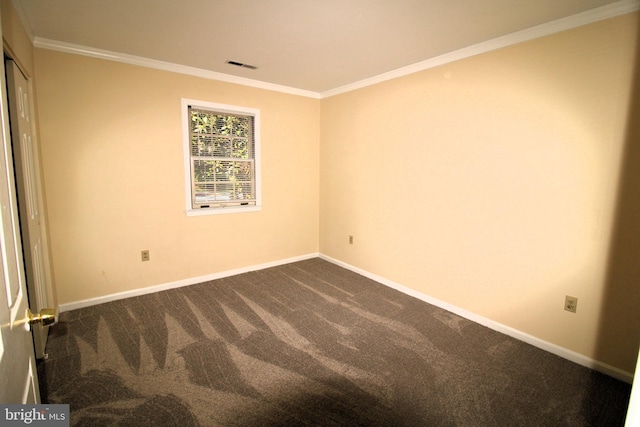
38,258,631,426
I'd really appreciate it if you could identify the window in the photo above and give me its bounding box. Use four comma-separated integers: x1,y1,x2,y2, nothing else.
182,99,261,215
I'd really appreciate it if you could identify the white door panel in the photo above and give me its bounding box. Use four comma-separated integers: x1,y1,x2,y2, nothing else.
5,59,52,359
0,29,39,401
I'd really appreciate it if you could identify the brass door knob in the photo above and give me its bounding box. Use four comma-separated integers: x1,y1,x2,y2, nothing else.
27,307,59,326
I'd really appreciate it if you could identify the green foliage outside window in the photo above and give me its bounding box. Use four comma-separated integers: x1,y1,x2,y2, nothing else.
189,108,255,204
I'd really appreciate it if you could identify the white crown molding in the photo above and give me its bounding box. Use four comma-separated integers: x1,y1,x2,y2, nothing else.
33,37,321,99
320,0,640,98
29,0,640,99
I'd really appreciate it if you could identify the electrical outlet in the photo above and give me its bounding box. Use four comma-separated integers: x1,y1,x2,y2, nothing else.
141,250,150,262
349,235,354,245
565,295,578,313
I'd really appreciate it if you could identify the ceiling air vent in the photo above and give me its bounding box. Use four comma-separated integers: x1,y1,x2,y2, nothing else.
226,60,258,70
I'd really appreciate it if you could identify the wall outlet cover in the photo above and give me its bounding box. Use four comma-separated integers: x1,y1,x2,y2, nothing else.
565,295,578,313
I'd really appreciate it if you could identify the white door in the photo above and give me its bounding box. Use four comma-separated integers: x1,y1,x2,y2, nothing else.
5,59,52,359
625,347,640,426
0,32,40,403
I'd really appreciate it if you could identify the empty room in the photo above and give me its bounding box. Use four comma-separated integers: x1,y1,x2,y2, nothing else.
1,0,639,425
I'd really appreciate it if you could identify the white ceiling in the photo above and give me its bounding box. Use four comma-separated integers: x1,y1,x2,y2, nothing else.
12,0,635,95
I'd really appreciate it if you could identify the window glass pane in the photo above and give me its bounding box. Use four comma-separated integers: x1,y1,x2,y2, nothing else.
191,111,214,134
192,135,214,157
192,160,214,184
214,136,231,158
236,182,253,199
234,161,253,181
232,138,249,159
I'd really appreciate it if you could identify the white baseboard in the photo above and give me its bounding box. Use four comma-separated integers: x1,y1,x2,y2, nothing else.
59,252,633,383
318,254,634,384
58,253,319,313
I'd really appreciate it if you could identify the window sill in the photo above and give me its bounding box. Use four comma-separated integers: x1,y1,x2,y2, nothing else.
185,205,262,216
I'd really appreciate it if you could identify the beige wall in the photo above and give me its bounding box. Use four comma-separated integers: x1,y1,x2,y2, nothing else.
24,5,640,374
320,13,639,373
1,0,34,75
33,49,320,305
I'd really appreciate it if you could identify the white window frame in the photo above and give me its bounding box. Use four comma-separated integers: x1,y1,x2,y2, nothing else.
182,98,261,216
